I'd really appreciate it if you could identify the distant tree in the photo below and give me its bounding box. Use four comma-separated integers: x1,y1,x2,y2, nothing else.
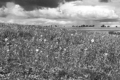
101,24,106,27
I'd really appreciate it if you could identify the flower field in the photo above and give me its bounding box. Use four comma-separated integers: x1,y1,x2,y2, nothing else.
0,23,119,80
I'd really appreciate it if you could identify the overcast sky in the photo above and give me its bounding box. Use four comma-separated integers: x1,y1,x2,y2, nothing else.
0,0,120,26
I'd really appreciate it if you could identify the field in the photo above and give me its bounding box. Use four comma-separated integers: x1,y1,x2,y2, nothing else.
0,23,120,80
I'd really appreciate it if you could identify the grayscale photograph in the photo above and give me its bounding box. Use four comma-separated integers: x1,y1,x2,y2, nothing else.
0,0,120,80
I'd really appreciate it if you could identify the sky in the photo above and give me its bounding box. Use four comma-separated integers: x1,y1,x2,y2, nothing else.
0,0,120,26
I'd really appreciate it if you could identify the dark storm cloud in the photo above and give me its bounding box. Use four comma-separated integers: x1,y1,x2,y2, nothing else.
95,18,119,22
0,0,78,10
0,0,61,10
66,0,79,1
99,0,110,2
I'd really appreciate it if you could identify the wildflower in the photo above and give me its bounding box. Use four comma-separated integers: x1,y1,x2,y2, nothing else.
91,39,94,42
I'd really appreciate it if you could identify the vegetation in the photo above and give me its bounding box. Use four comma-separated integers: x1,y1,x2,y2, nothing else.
0,23,119,80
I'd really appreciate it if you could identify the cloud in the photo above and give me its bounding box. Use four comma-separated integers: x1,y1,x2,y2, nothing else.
5,2,27,17
0,1,119,25
26,8,62,19
0,0,61,10
0,0,77,10
60,1,118,19
0,2,62,19
0,8,6,17
4,18,73,26
99,0,109,2
0,0,80,10
0,2,27,18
